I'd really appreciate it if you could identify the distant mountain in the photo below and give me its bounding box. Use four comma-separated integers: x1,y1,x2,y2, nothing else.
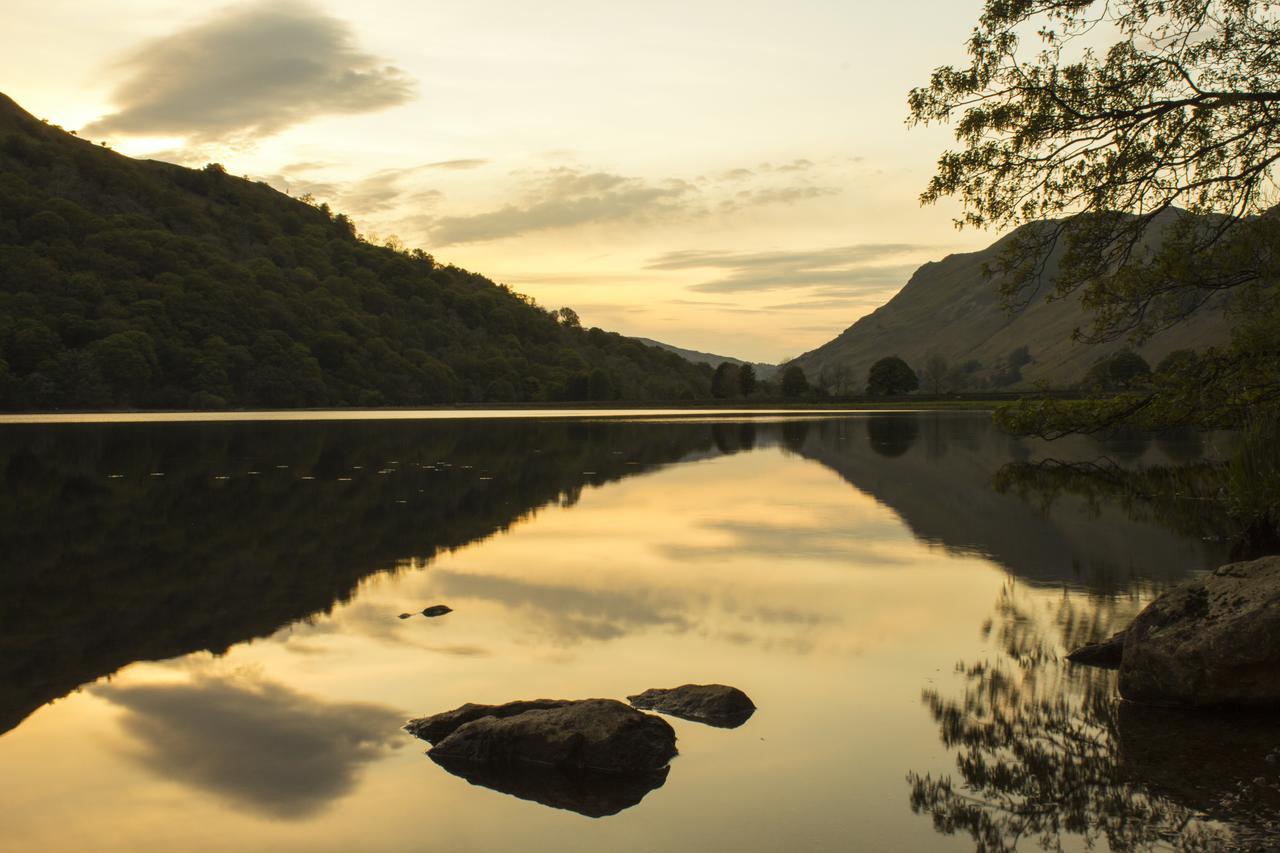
790,220,1231,391
632,337,778,379
0,92,711,409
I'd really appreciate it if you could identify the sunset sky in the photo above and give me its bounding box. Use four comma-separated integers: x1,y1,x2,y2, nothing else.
3,0,994,362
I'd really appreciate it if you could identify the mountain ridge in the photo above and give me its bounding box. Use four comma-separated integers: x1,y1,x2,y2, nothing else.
790,220,1232,391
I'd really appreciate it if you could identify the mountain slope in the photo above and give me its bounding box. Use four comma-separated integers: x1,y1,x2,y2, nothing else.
631,337,778,379
791,222,1232,390
0,92,711,409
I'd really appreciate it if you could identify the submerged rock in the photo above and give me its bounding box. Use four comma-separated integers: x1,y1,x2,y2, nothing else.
397,613,413,620
429,754,669,818
1119,556,1280,707
422,605,452,618
1066,631,1127,669
627,684,756,728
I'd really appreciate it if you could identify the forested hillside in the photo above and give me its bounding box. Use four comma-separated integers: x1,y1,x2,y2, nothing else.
0,93,710,409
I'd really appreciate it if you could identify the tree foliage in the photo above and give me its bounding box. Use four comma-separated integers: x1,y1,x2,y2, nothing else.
910,1,1280,431
0,95,710,410
780,364,810,398
866,356,919,395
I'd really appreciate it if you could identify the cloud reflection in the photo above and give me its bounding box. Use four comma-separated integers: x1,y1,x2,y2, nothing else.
94,675,404,819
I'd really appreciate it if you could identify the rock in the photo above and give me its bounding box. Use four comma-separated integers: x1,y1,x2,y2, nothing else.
422,605,452,618
406,699,569,744
627,684,756,728
428,754,669,818
1119,556,1280,707
409,698,677,774
1066,631,1127,669
397,613,413,619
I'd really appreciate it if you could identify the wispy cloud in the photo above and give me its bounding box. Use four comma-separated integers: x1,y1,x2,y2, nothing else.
425,158,489,170
646,244,927,294
425,168,699,245
83,1,415,145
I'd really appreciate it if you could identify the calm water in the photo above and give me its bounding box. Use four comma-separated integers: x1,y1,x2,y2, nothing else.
0,411,1273,851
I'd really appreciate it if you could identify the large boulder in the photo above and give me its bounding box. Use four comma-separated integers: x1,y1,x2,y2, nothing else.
408,698,677,773
627,684,756,728
406,699,567,744
1119,556,1280,707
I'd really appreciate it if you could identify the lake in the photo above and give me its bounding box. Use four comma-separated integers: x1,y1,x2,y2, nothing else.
0,410,1273,851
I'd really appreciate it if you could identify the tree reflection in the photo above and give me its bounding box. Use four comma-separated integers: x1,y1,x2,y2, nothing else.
867,414,920,458
908,584,1280,851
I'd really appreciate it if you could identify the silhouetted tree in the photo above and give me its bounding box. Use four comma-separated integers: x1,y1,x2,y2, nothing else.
780,365,809,398
921,352,949,394
711,362,740,399
912,0,1280,433
866,356,918,395
738,363,757,396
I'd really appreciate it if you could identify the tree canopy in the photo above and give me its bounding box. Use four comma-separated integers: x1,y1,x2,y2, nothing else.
867,356,919,395
910,0,1280,433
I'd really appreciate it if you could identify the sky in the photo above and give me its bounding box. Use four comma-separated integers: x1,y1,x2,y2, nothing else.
3,0,996,362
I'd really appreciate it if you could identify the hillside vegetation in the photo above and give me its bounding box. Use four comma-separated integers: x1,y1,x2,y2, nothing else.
0,93,710,410
790,219,1232,393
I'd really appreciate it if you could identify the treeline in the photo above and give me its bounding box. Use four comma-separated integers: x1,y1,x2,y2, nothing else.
0,94,711,410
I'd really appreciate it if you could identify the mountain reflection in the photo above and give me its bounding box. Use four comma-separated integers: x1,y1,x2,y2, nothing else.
0,414,1228,738
93,674,404,819
907,584,1280,851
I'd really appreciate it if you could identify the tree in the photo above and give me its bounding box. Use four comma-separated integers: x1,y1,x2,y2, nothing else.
866,356,918,396
911,0,1280,433
738,363,757,397
1083,350,1153,391
711,362,740,398
780,365,809,398
555,307,581,329
921,352,949,395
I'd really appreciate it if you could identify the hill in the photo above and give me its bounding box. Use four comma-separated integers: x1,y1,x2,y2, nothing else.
789,220,1232,392
631,337,777,379
0,93,711,409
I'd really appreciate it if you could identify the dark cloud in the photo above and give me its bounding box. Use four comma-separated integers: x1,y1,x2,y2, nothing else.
83,2,415,144
425,168,698,245
646,244,926,294
94,675,404,819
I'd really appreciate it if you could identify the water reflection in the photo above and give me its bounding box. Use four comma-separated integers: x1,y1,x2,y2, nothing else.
94,673,404,819
0,412,1258,851
907,584,1280,850
428,755,670,818
0,415,1228,737
867,414,920,458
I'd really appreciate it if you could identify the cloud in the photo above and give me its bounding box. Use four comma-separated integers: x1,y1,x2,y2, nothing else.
646,244,927,294
83,1,415,144
425,158,489,170
425,168,698,245
94,674,405,819
719,185,840,212
432,570,695,643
